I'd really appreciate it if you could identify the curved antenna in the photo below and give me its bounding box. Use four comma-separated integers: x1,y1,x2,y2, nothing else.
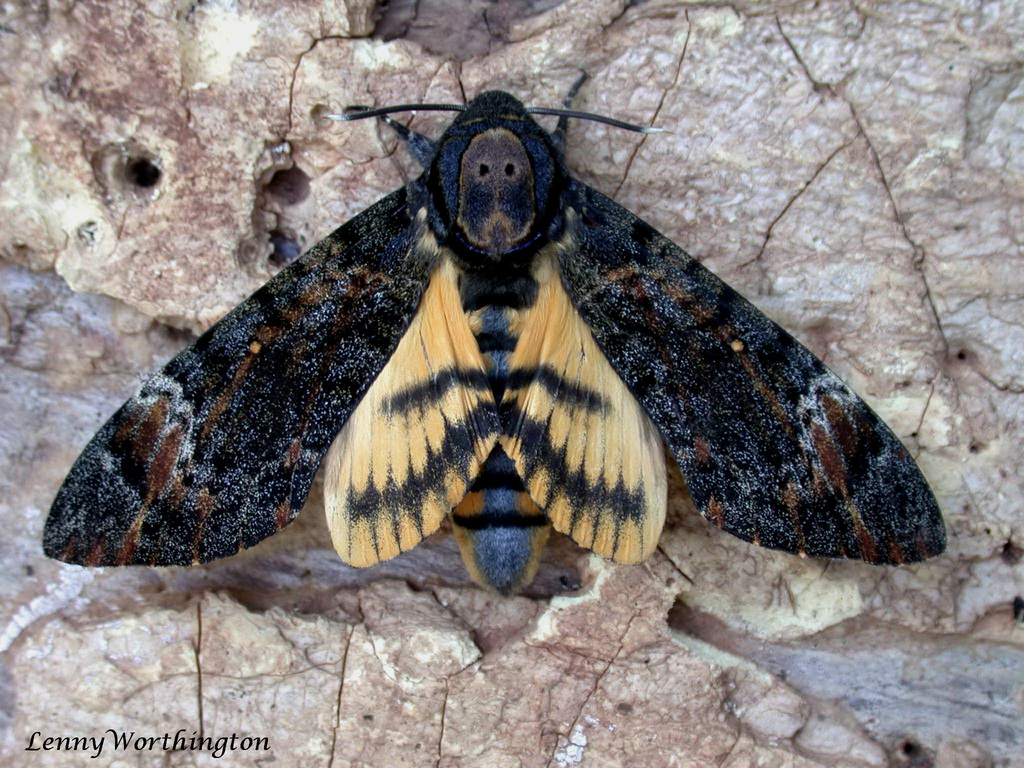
526,107,663,134
325,101,663,135
325,104,467,122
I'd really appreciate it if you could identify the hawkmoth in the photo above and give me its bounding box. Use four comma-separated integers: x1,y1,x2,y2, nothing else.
43,81,946,595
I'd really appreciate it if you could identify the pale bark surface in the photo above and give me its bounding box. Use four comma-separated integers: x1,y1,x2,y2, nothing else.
1,0,1022,766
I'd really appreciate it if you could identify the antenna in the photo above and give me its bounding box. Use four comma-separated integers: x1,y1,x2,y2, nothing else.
526,107,662,134
325,104,467,122
325,100,662,134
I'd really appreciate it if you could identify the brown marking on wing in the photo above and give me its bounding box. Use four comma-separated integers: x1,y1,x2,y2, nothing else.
915,528,931,558
300,281,331,307
254,324,285,345
283,437,302,469
133,398,169,463
887,538,906,564
116,424,185,565
811,422,848,495
849,504,879,561
147,426,183,503
706,497,725,527
275,500,292,531
167,475,186,508
821,394,857,455
695,436,711,464
189,488,216,563
660,279,695,307
727,340,792,436
200,344,262,441
781,481,806,555
85,538,106,567
115,520,142,565
112,406,144,447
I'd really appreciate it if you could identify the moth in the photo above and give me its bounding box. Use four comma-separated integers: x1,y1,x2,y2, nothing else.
44,79,946,595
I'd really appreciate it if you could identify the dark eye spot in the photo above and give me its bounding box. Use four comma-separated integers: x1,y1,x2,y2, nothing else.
505,163,515,176
479,163,489,176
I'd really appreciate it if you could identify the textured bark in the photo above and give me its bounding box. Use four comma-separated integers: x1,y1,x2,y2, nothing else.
1,0,1022,766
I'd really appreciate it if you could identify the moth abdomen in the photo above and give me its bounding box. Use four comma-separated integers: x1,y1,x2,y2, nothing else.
452,446,550,595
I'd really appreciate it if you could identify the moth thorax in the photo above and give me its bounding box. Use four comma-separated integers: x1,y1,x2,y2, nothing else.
456,128,536,258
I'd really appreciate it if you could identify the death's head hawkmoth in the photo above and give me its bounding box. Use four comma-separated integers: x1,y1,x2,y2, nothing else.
43,81,946,595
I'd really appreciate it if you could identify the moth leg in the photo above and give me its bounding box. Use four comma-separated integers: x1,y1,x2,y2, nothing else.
551,71,589,152
379,115,437,168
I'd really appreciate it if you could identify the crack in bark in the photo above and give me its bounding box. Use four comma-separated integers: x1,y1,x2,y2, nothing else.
194,600,204,742
911,382,936,458
974,368,1024,395
454,62,468,105
612,10,691,201
326,625,354,768
116,663,342,707
435,677,449,767
740,136,857,269
850,104,951,355
286,34,350,137
544,611,639,768
713,733,745,768
775,17,950,354
657,543,694,586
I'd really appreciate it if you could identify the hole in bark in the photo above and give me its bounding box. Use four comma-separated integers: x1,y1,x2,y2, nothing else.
968,441,985,454
895,738,937,767
1001,540,1022,565
616,702,633,714
90,142,163,202
900,740,922,758
264,166,311,206
1014,596,1024,624
128,157,161,188
311,103,333,128
268,230,301,266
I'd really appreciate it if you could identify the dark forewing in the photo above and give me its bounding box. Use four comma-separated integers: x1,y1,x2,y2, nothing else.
45,188,431,566
558,182,945,564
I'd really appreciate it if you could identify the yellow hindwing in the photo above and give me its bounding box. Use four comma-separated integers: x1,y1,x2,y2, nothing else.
499,254,667,563
323,257,498,566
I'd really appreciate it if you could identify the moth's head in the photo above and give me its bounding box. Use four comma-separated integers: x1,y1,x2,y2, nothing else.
428,91,563,266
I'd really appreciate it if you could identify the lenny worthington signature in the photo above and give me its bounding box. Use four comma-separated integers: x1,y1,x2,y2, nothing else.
25,729,270,759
